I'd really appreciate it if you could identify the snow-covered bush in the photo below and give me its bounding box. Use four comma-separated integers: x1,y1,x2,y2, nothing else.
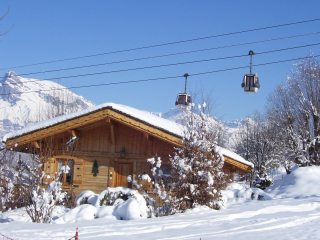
147,157,165,198
253,174,273,190
98,189,136,207
0,150,21,211
221,183,273,205
75,190,97,206
145,156,175,216
0,151,40,212
68,187,150,221
25,180,67,223
0,150,68,223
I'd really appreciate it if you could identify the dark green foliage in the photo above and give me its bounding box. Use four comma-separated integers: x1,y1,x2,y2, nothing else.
99,192,135,206
254,176,273,190
79,196,89,205
91,160,99,176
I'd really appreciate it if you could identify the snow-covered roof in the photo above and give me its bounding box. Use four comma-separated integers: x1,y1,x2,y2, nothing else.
216,146,254,168
3,102,253,168
3,103,184,142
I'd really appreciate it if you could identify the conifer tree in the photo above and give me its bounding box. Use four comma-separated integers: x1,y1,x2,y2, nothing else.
169,103,227,211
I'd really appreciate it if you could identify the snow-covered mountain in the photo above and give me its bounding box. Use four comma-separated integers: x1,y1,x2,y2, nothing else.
162,107,188,122
223,119,245,149
224,119,245,129
162,107,244,149
162,106,231,148
0,71,95,137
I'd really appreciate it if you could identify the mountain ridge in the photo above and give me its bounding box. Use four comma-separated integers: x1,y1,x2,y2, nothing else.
0,71,95,137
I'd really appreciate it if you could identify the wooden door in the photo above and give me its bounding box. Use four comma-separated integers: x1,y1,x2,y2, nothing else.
73,163,83,184
115,162,133,188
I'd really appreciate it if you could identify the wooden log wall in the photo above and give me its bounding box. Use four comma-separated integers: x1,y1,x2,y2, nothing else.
41,119,175,196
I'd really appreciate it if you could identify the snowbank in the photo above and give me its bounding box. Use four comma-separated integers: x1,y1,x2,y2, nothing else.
267,166,320,199
55,187,149,223
0,206,69,223
222,183,273,205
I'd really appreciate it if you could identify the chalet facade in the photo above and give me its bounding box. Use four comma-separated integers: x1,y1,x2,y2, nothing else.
3,103,253,197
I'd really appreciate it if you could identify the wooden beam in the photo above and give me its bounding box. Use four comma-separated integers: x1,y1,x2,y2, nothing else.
32,141,40,149
147,135,153,146
110,124,115,154
143,132,149,140
105,117,111,124
68,129,79,138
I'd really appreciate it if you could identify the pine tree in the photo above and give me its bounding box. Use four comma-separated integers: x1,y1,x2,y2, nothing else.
169,104,227,211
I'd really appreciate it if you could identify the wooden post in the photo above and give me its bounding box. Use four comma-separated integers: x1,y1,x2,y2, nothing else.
75,227,79,240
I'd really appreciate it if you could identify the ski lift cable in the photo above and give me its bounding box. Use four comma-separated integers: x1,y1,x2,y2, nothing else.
1,54,319,96
1,18,319,70
3,42,320,87
10,31,320,77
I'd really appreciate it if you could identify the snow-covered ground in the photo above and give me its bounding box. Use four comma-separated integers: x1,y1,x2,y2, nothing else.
1,166,320,240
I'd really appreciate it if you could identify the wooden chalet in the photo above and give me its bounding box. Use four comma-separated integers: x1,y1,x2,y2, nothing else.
3,103,253,197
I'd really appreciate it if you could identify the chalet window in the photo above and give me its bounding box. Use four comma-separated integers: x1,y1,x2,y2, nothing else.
57,159,74,185
162,166,170,175
154,165,171,185
155,165,170,176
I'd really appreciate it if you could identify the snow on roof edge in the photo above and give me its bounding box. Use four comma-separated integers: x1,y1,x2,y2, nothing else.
216,146,254,168
3,102,253,168
2,103,183,143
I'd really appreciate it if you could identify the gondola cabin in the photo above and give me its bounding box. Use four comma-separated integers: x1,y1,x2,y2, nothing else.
241,73,260,93
175,73,192,107
242,50,260,93
175,93,192,106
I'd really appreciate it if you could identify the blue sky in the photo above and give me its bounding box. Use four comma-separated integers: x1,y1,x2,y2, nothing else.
0,1,320,121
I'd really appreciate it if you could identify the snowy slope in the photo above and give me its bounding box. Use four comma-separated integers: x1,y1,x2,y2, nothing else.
0,71,94,137
267,166,320,199
0,167,320,239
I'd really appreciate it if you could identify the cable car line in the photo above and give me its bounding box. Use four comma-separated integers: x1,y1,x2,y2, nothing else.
3,42,320,87
1,18,319,70
1,54,319,96
190,55,320,77
10,31,320,78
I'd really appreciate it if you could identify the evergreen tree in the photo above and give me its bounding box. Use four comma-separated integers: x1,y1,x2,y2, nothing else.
169,104,227,211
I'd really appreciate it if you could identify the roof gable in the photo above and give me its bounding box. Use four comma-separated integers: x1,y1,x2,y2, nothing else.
3,102,253,170
4,103,184,149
